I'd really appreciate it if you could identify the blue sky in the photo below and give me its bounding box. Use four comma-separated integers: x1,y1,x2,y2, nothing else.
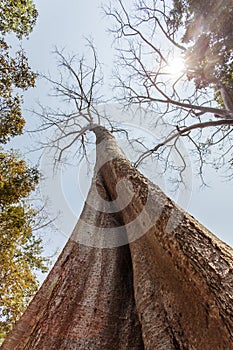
11,0,232,263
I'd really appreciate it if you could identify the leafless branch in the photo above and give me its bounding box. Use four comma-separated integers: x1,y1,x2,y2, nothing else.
102,0,233,180
135,119,233,167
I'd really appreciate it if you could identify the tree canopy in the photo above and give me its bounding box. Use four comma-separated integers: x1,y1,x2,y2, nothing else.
100,0,233,181
0,149,49,342
0,151,48,340
26,1,233,185
28,1,233,186
0,150,39,204
0,0,37,144
0,39,36,143
0,0,38,38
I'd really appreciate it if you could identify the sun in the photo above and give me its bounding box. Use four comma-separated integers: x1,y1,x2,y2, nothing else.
166,56,185,77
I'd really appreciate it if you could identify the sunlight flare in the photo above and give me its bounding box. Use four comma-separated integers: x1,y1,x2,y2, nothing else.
166,56,185,77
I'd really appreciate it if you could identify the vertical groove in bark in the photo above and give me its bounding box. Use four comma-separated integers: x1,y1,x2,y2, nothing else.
1,125,233,350
1,127,144,350
99,140,233,350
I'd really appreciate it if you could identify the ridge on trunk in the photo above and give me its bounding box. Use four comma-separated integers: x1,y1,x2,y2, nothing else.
1,125,233,350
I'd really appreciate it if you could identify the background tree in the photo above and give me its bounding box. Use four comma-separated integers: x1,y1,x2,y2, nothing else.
0,0,37,143
0,0,37,38
0,0,48,343
0,150,48,341
0,39,36,143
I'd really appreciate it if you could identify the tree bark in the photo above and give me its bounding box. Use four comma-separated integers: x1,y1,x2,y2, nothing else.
1,126,233,350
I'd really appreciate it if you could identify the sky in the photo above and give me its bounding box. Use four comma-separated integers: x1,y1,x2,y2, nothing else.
10,0,232,270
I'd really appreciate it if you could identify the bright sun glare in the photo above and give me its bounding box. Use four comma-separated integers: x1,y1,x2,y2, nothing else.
166,56,185,77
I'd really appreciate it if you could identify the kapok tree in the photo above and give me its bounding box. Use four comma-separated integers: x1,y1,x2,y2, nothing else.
1,33,233,348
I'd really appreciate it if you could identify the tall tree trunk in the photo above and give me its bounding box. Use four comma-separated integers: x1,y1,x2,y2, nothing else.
1,126,233,350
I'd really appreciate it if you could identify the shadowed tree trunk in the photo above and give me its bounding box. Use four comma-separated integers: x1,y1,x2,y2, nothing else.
1,126,233,350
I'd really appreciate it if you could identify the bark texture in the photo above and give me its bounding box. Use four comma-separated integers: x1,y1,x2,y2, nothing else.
2,126,233,350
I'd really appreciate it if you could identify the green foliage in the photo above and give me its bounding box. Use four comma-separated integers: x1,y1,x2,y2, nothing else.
0,0,48,344
0,0,38,38
0,204,48,339
0,149,39,204
170,0,233,90
0,39,36,143
0,149,48,342
0,0,37,143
